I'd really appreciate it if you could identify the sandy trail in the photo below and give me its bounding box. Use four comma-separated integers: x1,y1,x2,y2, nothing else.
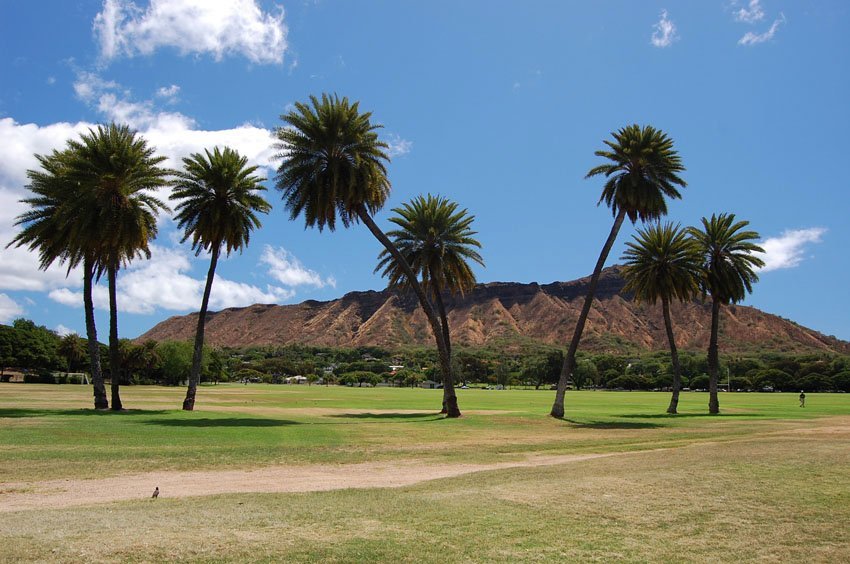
3,416,846,513
0,452,616,513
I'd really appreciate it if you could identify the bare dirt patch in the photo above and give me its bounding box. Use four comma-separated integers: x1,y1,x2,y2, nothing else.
0,452,615,513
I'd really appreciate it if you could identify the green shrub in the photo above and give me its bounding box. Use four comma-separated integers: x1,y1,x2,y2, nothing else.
800,373,833,392
833,371,850,393
24,373,55,384
607,374,651,391
689,374,709,390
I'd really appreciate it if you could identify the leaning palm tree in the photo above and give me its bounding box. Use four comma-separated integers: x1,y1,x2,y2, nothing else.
621,222,701,414
688,213,764,414
171,146,271,411
7,148,109,409
551,124,687,418
374,194,484,412
64,124,170,410
274,94,461,417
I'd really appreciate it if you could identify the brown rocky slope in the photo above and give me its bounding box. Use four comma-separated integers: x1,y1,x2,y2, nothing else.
137,266,850,355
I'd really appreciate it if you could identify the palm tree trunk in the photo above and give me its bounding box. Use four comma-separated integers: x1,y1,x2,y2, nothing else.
183,246,219,411
551,209,626,418
83,256,108,410
431,281,452,414
707,297,721,414
356,207,460,417
662,297,682,414
107,265,122,411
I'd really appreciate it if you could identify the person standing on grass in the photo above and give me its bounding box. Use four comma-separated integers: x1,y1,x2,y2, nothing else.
799,391,806,407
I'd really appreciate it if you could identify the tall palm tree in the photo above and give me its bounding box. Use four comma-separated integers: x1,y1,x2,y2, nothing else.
171,146,271,410
7,149,109,409
374,194,484,412
551,124,686,418
64,124,170,411
58,333,87,373
688,213,764,414
621,222,701,414
274,94,461,417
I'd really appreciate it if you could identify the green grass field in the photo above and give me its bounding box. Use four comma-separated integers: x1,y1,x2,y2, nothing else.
1,383,848,562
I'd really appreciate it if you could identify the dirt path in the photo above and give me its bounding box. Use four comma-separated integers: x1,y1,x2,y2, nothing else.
3,416,846,513
0,452,617,513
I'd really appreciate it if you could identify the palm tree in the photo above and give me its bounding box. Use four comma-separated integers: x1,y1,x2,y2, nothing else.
274,94,461,417
374,194,484,412
64,124,170,410
58,333,87,373
688,213,764,414
7,149,109,409
171,146,271,410
621,222,701,414
551,124,686,418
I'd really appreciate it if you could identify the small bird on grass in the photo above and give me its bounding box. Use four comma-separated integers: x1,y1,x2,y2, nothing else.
152,487,159,499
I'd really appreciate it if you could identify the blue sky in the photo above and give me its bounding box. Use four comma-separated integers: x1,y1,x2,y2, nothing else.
1,0,848,342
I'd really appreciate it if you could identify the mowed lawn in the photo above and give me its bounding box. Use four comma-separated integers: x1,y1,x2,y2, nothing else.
1,383,848,562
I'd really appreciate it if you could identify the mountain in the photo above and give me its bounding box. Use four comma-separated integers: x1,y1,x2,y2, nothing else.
138,266,850,355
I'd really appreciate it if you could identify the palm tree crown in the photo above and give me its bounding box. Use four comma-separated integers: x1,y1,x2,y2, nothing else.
274,93,390,231
621,222,701,306
688,213,765,304
375,194,484,296
8,149,82,270
587,124,686,223
172,146,271,256
64,123,170,272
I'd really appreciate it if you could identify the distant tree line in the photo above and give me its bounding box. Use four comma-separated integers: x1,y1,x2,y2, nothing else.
4,321,847,393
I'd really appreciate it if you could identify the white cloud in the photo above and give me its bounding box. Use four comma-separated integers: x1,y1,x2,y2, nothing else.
48,245,297,315
93,0,288,65
71,72,278,171
738,14,785,45
0,118,92,187
260,245,335,288
385,134,412,158
0,293,25,323
55,324,77,337
0,76,279,297
651,9,679,48
733,0,766,24
73,71,121,103
155,84,180,104
759,227,826,272
0,185,84,292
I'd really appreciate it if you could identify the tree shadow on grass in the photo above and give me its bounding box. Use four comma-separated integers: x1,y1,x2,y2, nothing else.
621,413,765,419
328,412,445,422
144,417,300,428
563,419,663,429
0,407,169,418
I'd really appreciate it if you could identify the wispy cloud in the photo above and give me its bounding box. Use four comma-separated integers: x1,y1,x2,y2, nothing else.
385,134,412,157
651,9,679,48
759,227,826,272
155,84,180,104
260,246,335,288
739,13,785,46
734,0,766,24
93,0,288,65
